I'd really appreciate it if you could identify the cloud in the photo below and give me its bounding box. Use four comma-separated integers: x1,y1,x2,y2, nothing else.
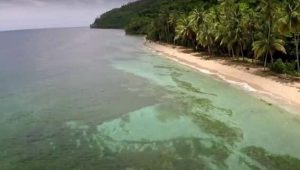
1,0,134,7
0,0,134,31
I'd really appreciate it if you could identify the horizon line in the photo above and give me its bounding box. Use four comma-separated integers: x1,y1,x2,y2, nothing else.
0,26,91,33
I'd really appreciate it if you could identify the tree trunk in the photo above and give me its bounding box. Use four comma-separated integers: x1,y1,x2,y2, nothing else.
270,53,274,64
236,46,239,59
270,51,273,67
228,47,231,57
191,39,197,50
185,38,188,47
251,31,255,63
295,34,300,72
167,24,171,43
264,52,268,70
267,20,273,64
231,47,235,58
165,27,169,43
239,43,244,61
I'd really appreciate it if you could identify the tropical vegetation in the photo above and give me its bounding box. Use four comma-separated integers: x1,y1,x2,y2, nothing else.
91,0,300,74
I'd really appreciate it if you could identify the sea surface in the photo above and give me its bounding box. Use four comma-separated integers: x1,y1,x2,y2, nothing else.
0,28,300,170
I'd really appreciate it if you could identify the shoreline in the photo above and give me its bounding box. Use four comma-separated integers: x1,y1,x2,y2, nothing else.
145,42,300,114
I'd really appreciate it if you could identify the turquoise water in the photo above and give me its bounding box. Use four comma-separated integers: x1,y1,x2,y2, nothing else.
0,28,300,170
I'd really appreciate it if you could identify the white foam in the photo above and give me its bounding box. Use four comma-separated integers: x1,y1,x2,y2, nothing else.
167,55,259,93
221,77,257,92
175,58,291,103
146,44,282,96
146,44,299,114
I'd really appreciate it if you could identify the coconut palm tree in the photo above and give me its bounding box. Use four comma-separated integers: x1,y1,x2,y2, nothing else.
217,0,239,58
168,13,178,44
257,0,279,64
197,24,215,55
157,11,171,43
175,15,197,48
278,0,300,72
252,35,286,69
190,8,205,50
196,8,218,55
218,24,236,57
220,0,235,20
232,5,246,59
242,9,258,61
190,8,204,29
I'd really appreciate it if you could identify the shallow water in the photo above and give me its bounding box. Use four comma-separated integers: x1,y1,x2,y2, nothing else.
0,28,300,170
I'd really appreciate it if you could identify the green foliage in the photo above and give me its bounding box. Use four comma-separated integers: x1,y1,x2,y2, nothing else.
285,61,297,74
277,0,300,72
92,0,300,74
91,0,209,29
252,36,286,68
175,15,197,47
271,59,286,73
270,59,298,74
253,38,287,59
125,17,151,34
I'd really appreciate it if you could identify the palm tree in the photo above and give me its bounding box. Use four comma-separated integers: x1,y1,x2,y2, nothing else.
196,8,218,55
252,35,286,69
217,0,239,58
175,15,197,48
189,8,204,50
243,9,258,62
158,11,171,43
197,24,215,55
232,5,246,59
219,24,236,57
189,8,205,49
190,8,204,29
278,0,300,72
220,0,235,20
168,13,178,44
253,0,275,64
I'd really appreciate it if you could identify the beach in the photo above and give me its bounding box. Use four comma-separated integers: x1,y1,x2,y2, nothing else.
146,42,300,113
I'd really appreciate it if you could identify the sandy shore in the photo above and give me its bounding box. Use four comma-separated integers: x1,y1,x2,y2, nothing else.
146,42,300,113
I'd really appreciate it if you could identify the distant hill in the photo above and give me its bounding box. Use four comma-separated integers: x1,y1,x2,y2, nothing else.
91,0,214,34
91,0,159,29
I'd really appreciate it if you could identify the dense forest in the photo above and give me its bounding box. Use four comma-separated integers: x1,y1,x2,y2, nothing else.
91,0,300,74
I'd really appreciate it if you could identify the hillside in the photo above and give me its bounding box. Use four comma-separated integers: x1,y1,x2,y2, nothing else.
91,0,300,74
91,0,215,34
91,0,158,29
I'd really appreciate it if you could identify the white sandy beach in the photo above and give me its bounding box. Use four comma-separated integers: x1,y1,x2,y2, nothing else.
146,42,300,113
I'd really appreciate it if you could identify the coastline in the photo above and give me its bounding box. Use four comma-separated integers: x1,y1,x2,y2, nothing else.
145,42,300,114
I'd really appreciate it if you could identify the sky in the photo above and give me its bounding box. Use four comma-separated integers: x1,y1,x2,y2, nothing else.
0,0,134,31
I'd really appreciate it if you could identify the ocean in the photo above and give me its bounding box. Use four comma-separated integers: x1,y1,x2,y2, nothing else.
0,28,299,170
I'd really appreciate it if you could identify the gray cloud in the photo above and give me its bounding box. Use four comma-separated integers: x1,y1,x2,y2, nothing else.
0,0,134,6
0,0,134,31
